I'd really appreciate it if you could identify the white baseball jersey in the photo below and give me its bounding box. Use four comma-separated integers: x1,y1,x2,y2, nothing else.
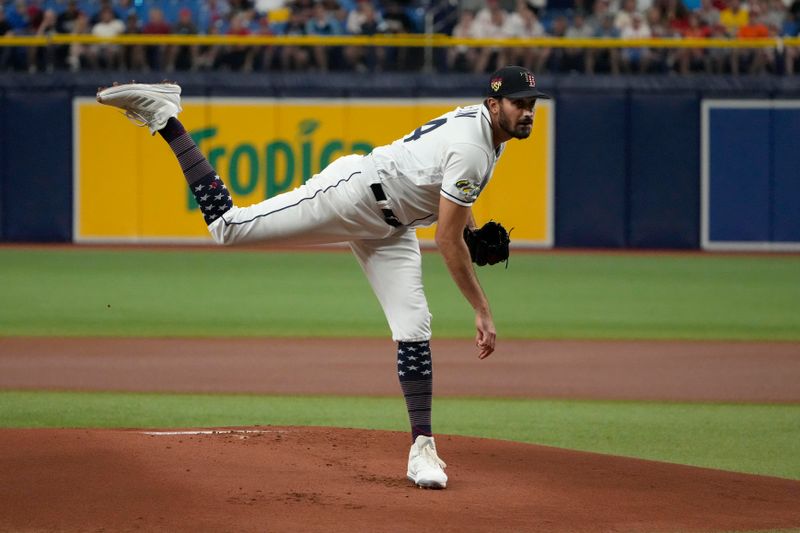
209,103,506,342
367,103,505,227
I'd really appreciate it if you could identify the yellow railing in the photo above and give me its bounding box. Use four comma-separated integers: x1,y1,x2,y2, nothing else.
1,33,798,49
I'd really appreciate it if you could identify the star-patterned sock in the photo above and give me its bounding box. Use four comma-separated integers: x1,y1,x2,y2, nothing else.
397,340,433,442
158,117,233,225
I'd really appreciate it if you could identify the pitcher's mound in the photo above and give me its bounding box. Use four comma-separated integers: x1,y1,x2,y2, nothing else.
2,426,799,532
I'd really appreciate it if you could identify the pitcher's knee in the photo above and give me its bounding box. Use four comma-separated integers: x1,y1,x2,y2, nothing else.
207,216,234,246
389,310,432,343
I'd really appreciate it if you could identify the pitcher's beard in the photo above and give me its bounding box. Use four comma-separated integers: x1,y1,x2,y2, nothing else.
499,111,532,139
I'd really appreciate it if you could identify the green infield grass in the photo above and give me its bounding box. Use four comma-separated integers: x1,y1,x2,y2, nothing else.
2,390,799,481
1,248,799,340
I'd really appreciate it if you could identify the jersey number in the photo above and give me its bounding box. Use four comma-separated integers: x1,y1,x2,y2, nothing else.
403,118,447,143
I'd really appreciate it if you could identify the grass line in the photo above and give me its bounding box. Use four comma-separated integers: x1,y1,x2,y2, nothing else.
1,249,798,339
2,390,799,480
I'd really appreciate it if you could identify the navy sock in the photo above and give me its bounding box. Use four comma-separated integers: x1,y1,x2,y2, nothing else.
397,340,433,442
158,117,232,225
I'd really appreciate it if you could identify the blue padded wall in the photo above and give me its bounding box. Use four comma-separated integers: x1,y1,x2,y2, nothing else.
629,94,700,248
0,73,797,247
2,90,73,241
555,92,627,247
771,108,800,243
0,91,5,239
707,108,771,243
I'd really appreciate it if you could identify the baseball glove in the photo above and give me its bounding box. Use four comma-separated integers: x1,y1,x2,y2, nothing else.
463,221,511,267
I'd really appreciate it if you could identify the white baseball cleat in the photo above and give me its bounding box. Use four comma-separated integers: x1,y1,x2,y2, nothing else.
407,435,447,489
96,83,182,135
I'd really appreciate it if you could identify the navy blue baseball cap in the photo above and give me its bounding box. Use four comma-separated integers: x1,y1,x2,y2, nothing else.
487,66,551,99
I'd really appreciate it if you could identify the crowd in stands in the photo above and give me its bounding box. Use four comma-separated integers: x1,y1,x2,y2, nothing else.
452,0,800,73
1,0,799,74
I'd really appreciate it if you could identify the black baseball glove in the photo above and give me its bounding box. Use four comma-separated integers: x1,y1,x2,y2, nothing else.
463,221,511,267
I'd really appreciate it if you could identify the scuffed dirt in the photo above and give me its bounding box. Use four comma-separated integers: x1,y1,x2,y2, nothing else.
1,427,799,533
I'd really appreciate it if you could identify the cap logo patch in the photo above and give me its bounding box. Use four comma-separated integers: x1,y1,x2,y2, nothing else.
520,72,536,87
490,77,503,92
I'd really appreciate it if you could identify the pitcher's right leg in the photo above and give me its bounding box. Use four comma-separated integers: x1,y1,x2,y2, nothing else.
96,83,234,228
97,83,390,247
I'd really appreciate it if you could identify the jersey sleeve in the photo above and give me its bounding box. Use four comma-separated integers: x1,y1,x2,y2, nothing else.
440,144,491,207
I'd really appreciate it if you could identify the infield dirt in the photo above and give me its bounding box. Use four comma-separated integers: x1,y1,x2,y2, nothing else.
2,426,800,533
1,337,799,532
2,337,799,401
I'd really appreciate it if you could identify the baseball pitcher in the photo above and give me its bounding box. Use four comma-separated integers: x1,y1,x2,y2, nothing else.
97,65,548,489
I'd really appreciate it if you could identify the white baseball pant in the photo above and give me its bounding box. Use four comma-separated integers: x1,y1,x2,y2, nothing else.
207,154,433,342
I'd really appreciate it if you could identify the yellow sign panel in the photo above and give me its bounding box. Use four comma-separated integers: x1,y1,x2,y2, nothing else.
74,98,553,246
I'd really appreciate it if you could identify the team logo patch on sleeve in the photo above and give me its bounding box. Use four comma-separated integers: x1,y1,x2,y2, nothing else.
455,179,480,200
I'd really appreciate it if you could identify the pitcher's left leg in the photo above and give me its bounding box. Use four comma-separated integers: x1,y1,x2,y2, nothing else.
350,231,447,489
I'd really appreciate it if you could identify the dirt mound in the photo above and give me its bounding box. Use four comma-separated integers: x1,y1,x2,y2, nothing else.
1,427,799,533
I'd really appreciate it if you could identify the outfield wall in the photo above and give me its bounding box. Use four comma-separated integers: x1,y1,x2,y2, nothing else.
0,73,798,249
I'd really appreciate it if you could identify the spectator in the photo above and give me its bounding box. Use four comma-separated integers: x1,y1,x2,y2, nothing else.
345,0,387,35
3,0,29,70
201,0,232,33
53,1,80,69
324,0,348,26
56,0,82,34
615,0,641,31
252,12,276,71
564,13,595,72
719,0,749,35
384,1,415,33
507,1,549,73
0,9,11,69
762,0,787,31
116,0,142,22
706,22,731,71
735,3,772,73
448,10,478,72
677,10,711,73
142,7,171,70
218,11,257,71
122,12,147,71
168,8,201,72
695,0,721,27
142,8,172,35
784,9,798,73
28,8,57,72
474,0,509,29
68,12,94,71
196,19,223,70
659,0,690,32
305,1,343,71
587,0,613,31
545,15,569,72
473,0,511,73
620,12,653,72
646,6,672,71
91,6,125,69
6,0,30,33
344,0,387,72
90,0,121,26
587,12,622,73
281,7,311,70
383,0,418,70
